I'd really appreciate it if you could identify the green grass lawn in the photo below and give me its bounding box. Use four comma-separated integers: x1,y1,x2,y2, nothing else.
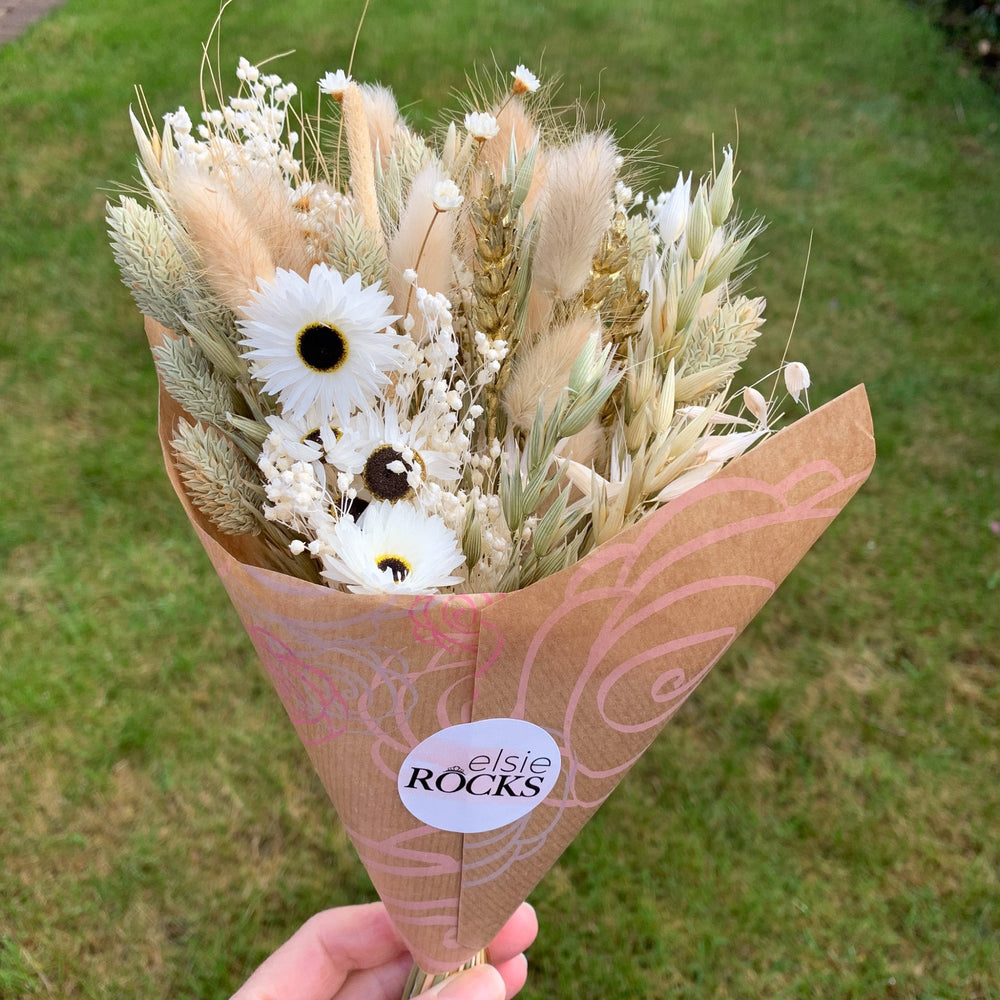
1,0,998,996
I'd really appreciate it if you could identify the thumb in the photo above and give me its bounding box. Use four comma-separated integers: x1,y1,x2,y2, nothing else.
414,964,507,1000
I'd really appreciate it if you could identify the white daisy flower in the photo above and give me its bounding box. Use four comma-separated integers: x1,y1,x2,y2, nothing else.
510,64,540,95
239,264,402,422
320,501,465,594
432,179,464,212
465,111,499,141
327,405,459,504
261,406,343,486
783,361,811,404
318,69,352,99
263,408,335,463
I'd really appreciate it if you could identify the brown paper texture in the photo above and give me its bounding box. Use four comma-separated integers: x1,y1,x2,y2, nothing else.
146,318,875,971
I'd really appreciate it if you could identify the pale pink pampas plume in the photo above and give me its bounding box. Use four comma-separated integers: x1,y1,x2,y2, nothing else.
479,97,538,182
477,98,548,225
169,164,276,314
388,164,457,328
361,83,402,171
530,131,619,300
229,164,314,276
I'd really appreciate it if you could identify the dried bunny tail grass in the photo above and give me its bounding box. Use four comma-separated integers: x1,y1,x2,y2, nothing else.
361,83,402,171
375,125,432,236
169,163,276,314
479,97,539,183
228,163,314,276
531,131,619,300
558,415,605,471
341,82,385,253
388,163,457,320
503,313,602,429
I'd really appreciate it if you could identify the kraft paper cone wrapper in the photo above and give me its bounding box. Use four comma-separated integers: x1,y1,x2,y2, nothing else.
146,318,875,971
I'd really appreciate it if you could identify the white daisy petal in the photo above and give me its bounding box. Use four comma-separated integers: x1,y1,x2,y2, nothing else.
320,500,465,594
239,264,402,422
465,111,499,141
510,64,540,95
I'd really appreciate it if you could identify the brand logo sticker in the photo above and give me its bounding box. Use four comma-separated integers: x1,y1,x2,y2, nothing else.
397,718,561,834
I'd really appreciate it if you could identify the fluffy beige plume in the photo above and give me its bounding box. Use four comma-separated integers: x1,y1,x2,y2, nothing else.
531,131,619,300
341,83,386,254
169,165,276,314
503,314,601,428
559,415,605,470
229,163,314,276
479,98,538,183
361,83,402,171
388,164,457,325
524,282,554,337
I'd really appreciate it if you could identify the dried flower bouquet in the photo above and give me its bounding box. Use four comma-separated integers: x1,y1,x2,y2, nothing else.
110,33,874,995
109,51,808,599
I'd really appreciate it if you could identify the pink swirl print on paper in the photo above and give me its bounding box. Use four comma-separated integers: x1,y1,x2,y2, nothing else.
454,450,874,947
250,627,351,744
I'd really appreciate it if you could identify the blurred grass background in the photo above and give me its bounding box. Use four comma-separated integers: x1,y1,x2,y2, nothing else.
1,0,997,996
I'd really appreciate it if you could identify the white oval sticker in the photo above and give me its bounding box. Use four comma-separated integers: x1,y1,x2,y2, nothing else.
397,718,561,834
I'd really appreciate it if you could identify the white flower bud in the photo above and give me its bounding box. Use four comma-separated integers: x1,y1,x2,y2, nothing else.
465,111,499,141
709,146,735,226
432,179,464,212
783,361,811,403
656,172,691,246
742,385,769,428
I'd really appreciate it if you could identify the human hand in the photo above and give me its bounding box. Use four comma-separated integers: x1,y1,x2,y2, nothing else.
230,901,538,1000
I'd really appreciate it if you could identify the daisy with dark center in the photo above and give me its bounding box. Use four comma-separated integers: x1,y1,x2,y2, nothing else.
318,500,465,594
363,443,420,503
326,405,460,505
239,263,402,422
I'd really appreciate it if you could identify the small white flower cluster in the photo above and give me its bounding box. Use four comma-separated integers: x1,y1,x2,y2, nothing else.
245,263,500,594
472,331,509,388
259,430,329,536
614,180,643,212
164,57,301,176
